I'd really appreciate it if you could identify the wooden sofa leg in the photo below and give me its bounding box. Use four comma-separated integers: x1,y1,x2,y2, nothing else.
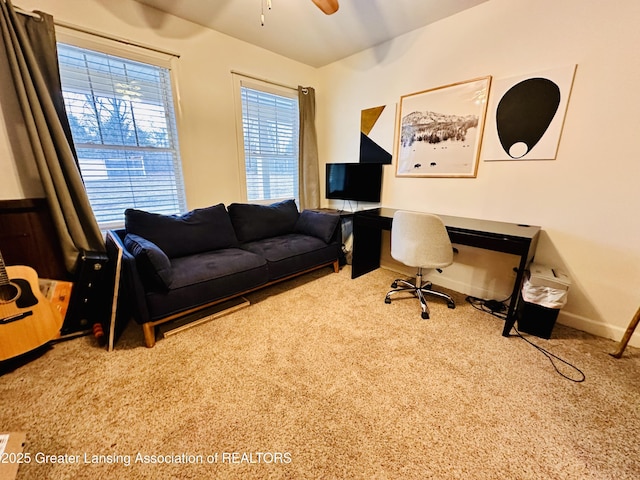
333,259,340,273
142,322,156,348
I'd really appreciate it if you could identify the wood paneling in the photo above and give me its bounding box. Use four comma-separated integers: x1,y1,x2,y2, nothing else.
0,198,69,280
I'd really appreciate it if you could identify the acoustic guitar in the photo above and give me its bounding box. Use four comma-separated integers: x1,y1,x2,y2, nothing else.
0,251,63,361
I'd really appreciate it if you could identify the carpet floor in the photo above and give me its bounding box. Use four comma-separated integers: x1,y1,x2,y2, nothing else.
1,266,639,479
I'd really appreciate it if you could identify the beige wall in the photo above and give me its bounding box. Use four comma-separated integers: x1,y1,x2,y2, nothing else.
316,0,640,346
2,0,639,347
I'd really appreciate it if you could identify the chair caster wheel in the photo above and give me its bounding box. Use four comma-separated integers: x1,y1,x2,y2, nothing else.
384,297,391,304
421,312,429,320
391,282,398,288
448,303,455,309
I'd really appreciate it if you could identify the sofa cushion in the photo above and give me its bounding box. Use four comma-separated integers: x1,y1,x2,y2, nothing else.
295,210,340,244
228,199,299,243
144,248,268,322
124,233,173,290
240,233,340,280
125,203,238,258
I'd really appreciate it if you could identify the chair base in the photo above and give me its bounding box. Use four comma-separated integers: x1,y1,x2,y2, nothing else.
384,270,455,319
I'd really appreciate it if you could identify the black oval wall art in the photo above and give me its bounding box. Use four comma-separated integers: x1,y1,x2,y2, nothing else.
495,77,561,159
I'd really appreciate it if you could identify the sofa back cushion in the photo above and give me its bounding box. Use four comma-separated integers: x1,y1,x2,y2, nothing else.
125,203,238,258
228,199,299,243
295,210,340,244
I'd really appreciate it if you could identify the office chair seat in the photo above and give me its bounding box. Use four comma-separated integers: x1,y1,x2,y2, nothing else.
384,210,455,319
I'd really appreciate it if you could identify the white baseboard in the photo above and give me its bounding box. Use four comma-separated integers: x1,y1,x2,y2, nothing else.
557,310,639,349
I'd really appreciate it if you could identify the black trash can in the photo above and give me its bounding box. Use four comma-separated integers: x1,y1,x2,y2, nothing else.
517,297,561,339
517,264,571,339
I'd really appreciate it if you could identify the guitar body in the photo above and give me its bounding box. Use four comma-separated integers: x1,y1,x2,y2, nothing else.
0,265,62,361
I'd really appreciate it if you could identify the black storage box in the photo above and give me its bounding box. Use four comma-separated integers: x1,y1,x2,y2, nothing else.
517,297,560,339
62,250,110,334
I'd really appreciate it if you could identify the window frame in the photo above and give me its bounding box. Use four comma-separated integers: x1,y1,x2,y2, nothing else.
232,73,300,205
55,26,187,230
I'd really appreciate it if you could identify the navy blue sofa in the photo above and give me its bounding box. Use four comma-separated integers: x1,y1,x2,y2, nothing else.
108,200,341,347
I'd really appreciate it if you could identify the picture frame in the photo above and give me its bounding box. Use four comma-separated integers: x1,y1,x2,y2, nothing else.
481,65,577,161
394,76,491,178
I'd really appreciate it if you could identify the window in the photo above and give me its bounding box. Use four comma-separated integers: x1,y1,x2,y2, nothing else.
235,76,299,203
57,42,186,229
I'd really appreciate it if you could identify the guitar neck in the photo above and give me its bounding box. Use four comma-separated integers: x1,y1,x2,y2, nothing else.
0,251,10,286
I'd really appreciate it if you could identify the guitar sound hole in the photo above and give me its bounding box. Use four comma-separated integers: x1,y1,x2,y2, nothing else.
0,283,20,303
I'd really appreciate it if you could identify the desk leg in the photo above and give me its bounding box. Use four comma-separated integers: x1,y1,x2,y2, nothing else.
351,222,383,279
502,253,528,336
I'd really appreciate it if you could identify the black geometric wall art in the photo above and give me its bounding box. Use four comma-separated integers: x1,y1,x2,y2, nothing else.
360,132,392,164
496,78,560,159
359,105,393,164
482,65,577,161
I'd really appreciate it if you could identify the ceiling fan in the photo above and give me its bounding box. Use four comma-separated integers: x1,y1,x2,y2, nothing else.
262,1,339,26
311,0,339,15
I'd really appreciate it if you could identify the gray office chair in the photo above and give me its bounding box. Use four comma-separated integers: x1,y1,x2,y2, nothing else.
384,210,455,319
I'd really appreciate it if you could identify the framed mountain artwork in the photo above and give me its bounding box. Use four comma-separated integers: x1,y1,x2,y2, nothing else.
395,76,491,178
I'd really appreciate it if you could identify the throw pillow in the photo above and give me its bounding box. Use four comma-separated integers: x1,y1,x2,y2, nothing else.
294,210,340,244
125,203,238,258
124,233,173,290
228,199,299,243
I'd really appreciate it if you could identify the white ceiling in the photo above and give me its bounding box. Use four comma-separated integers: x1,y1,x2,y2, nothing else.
134,0,488,67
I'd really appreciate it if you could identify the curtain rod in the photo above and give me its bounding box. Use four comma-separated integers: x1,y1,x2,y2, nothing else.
231,70,297,91
55,20,180,58
13,6,40,19
14,7,180,58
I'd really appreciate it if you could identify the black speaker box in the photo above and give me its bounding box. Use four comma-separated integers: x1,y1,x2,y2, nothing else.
61,250,110,335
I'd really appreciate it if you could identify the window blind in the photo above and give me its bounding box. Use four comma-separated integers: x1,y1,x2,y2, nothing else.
57,43,186,229
240,85,299,203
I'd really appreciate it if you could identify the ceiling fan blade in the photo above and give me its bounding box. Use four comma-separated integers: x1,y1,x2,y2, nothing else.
312,0,339,15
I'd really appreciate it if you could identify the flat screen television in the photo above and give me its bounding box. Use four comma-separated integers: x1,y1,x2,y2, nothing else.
325,163,382,203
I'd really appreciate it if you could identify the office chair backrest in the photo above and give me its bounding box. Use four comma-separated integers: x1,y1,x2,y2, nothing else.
391,211,453,269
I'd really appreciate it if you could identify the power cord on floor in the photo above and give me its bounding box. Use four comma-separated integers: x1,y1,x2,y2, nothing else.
465,296,586,383
511,326,585,382
466,295,510,320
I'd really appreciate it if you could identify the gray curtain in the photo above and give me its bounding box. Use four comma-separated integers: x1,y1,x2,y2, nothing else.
298,86,320,210
1,0,105,273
